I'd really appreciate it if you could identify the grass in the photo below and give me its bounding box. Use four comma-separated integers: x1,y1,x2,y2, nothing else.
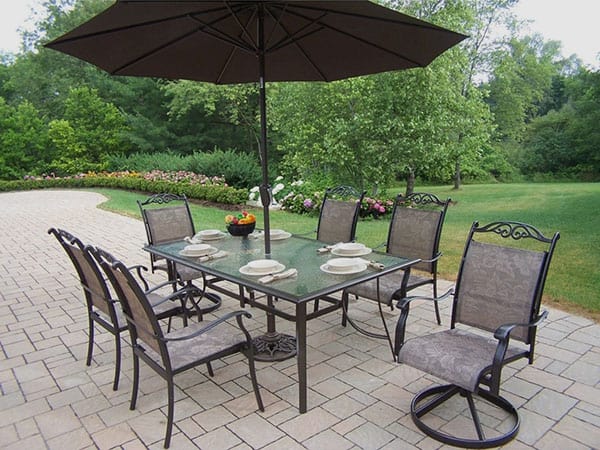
94,182,600,320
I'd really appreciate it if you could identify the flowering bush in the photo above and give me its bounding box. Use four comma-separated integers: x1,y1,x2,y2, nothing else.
142,170,227,186
359,197,394,219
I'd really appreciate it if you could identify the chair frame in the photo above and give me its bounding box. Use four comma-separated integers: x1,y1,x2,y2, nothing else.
48,228,185,391
394,221,560,448
340,192,450,356
100,256,264,448
137,192,222,319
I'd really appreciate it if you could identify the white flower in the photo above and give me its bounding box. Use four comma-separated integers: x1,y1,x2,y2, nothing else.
275,175,283,181
250,186,260,192
291,180,304,186
272,183,285,195
248,192,257,201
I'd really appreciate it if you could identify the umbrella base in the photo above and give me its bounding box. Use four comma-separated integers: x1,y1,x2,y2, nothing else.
253,332,297,362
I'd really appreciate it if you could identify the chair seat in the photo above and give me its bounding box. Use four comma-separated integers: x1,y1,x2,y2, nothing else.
144,320,246,371
176,264,203,282
398,329,525,392
346,271,431,305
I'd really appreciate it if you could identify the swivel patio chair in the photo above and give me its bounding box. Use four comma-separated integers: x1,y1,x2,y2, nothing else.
316,185,366,244
100,253,264,449
137,193,222,319
48,228,187,391
394,221,559,448
341,192,450,355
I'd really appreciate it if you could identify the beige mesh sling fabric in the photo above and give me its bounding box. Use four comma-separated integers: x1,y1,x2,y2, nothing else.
316,186,366,244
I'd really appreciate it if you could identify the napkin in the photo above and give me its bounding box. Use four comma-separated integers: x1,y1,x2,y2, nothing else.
198,251,228,262
184,236,201,244
258,268,298,284
317,242,344,253
356,258,385,271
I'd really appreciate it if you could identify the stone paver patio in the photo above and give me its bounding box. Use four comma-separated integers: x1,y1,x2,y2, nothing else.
1,190,599,449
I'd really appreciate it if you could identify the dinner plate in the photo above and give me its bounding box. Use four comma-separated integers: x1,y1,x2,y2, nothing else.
239,262,286,276
331,244,372,257
194,230,226,241
320,261,368,275
269,231,292,240
179,245,218,257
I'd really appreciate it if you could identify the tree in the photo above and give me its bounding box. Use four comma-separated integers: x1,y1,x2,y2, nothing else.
47,86,128,174
0,98,50,179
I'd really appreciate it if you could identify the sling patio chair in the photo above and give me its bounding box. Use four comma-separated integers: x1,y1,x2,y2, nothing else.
48,228,188,390
394,220,559,448
137,192,222,319
341,192,450,356
99,251,264,448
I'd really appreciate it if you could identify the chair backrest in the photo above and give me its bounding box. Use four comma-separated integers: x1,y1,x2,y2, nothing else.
386,192,450,273
48,228,115,320
138,193,195,246
96,248,167,360
316,186,366,244
452,221,560,344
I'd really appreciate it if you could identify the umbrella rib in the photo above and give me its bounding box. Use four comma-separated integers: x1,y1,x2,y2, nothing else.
264,6,329,81
273,5,456,67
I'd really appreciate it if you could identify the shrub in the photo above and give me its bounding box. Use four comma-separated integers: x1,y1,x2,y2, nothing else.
189,150,262,189
7,171,247,205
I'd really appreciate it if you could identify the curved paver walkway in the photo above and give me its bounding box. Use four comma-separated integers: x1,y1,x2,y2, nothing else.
0,189,599,449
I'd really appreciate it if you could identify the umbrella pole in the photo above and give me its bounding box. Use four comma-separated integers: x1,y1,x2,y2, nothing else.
257,6,271,257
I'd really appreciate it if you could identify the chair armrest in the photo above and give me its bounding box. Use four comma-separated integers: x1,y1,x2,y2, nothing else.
149,285,201,307
394,287,454,357
144,279,179,295
160,310,252,342
419,252,442,264
128,264,149,291
488,309,549,393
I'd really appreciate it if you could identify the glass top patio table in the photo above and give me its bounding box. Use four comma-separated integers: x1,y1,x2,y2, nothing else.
146,233,418,304
145,233,419,413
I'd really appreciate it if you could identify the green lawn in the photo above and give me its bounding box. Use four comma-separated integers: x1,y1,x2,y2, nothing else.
95,182,600,318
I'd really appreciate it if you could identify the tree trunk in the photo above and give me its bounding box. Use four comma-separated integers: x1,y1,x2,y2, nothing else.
405,168,415,196
453,158,462,190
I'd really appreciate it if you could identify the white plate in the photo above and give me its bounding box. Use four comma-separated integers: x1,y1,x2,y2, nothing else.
331,244,372,257
320,261,368,275
269,231,292,240
193,230,225,241
179,244,218,257
240,262,286,276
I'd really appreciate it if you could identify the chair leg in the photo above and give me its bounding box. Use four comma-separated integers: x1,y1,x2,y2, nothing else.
86,316,94,366
164,378,175,448
341,292,349,327
206,362,214,377
130,354,139,410
246,350,264,412
112,332,121,391
433,279,441,325
410,384,520,448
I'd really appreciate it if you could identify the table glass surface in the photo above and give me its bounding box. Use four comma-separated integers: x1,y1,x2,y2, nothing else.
146,233,417,304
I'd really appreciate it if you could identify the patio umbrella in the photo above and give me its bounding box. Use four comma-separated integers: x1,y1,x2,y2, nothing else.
46,0,467,256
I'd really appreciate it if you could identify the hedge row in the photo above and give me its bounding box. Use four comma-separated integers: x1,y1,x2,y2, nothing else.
0,176,248,205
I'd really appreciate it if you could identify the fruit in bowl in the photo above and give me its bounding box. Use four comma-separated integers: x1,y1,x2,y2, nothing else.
225,211,256,236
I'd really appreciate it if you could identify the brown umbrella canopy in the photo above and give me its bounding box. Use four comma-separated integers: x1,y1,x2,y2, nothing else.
46,1,467,254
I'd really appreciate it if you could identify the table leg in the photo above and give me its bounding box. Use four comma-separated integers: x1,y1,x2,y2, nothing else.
252,294,297,362
296,302,307,413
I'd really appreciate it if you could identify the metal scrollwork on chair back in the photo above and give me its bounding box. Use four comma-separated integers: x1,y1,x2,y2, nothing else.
326,185,362,200
400,192,445,206
475,221,553,243
139,193,185,206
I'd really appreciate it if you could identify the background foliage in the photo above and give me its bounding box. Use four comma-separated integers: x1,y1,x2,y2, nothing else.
1,0,599,191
